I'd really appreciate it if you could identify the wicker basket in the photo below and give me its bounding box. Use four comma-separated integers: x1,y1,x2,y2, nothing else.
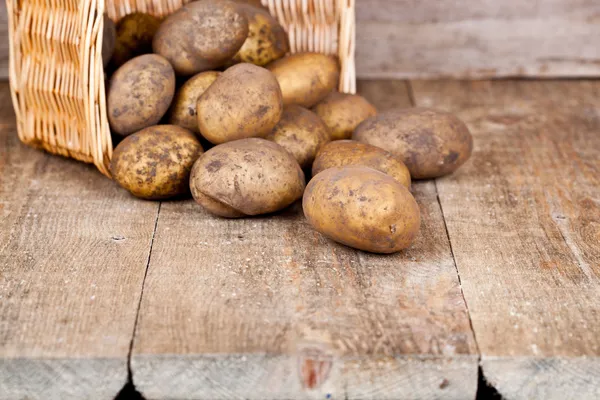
7,0,356,177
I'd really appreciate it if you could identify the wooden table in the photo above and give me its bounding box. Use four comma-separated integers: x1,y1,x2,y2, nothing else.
1,80,598,400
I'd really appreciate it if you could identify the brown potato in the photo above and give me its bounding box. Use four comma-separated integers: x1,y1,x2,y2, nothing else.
168,71,221,133
108,54,175,136
265,105,330,169
110,125,203,199
303,166,421,253
109,13,161,70
266,53,340,107
102,15,116,68
153,0,249,75
313,92,377,140
228,4,288,66
312,140,411,188
353,108,473,179
190,138,305,217
197,63,283,144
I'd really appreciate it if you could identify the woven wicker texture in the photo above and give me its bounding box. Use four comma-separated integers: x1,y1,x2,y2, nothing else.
8,0,355,176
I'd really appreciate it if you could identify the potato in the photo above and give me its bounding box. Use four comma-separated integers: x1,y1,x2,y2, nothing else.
227,4,288,66
109,13,161,70
110,125,203,199
190,138,305,217
168,71,221,134
267,53,340,107
353,108,473,179
153,0,248,75
197,63,283,144
313,92,377,140
312,140,411,188
102,15,116,68
265,105,330,169
107,54,175,136
303,166,420,253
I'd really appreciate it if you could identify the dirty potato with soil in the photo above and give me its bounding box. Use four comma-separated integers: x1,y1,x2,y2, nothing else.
267,53,340,107
107,54,175,136
197,63,283,144
110,125,203,199
303,166,421,253
314,92,377,140
265,105,330,169
312,140,411,188
353,108,473,179
190,138,305,217
109,13,161,69
153,0,249,75
168,71,221,133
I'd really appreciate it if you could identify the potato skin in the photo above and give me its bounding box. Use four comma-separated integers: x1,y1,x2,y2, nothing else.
109,13,161,70
353,108,473,179
266,53,340,107
197,63,283,144
168,71,221,134
228,4,288,66
190,138,306,217
312,140,411,188
110,125,203,199
108,54,175,136
153,0,249,75
313,92,377,140
303,166,421,253
265,105,330,169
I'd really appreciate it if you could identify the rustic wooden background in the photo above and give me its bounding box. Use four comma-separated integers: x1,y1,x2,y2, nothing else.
2,0,600,79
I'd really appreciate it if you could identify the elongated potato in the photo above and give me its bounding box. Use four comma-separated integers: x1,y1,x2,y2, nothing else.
313,92,377,140
168,71,221,133
303,166,421,253
265,105,330,168
197,63,283,144
353,108,473,179
190,138,305,217
267,53,340,107
312,140,411,188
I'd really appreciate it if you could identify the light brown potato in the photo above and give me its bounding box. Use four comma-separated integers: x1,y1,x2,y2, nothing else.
353,108,473,179
312,140,411,188
303,166,421,253
110,125,203,199
102,15,116,68
190,138,305,217
228,4,288,66
197,63,283,144
168,71,221,133
313,92,377,140
109,13,161,70
266,53,340,107
265,105,330,169
153,0,248,75
107,54,175,136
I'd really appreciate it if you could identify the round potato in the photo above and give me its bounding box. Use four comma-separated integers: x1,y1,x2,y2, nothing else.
107,54,175,136
153,0,248,75
110,125,203,199
353,108,473,179
303,166,421,253
228,4,288,66
102,15,116,68
109,13,161,70
265,105,330,169
266,53,340,107
312,140,411,188
168,71,221,133
197,63,283,144
313,92,377,140
190,138,305,217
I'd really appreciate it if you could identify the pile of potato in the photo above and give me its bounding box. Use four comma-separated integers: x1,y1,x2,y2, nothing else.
103,0,473,254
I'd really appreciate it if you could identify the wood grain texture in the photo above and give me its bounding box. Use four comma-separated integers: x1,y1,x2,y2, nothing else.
0,84,158,399
131,81,478,399
410,80,600,399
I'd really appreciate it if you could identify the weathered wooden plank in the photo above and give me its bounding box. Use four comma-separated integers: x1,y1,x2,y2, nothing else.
0,83,158,399
131,82,478,399
410,80,600,399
